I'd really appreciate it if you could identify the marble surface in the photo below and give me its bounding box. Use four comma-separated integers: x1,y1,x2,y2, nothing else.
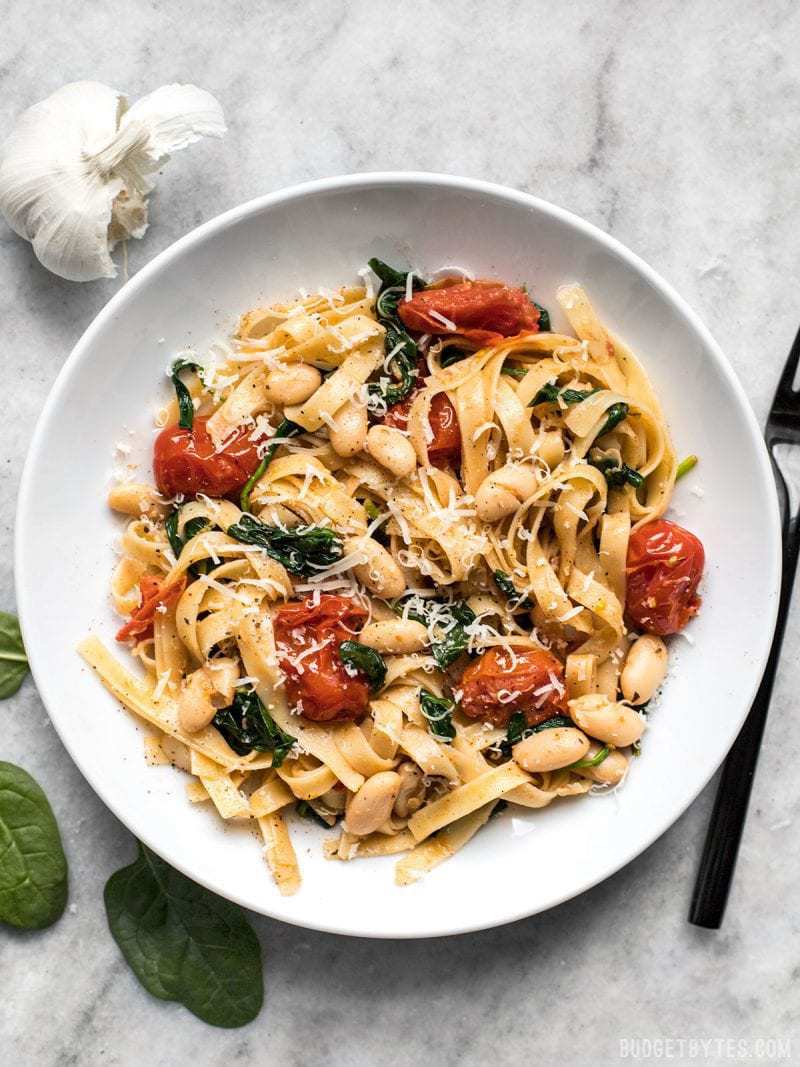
2,2,800,1064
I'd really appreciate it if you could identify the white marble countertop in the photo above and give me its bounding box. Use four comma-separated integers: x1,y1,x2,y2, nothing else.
2,2,799,1064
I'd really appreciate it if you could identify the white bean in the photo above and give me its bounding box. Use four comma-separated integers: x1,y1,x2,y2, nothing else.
366,425,417,479
351,537,406,598
393,763,425,819
568,693,645,748
264,363,322,406
620,635,668,705
572,743,629,785
177,669,217,734
329,400,368,457
513,727,590,772
358,619,429,654
476,464,539,522
344,771,402,836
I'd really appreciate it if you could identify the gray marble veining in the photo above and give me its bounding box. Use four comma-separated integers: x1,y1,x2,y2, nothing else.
2,2,799,1064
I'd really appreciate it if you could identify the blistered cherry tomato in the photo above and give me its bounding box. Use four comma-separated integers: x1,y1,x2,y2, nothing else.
626,519,704,635
459,646,567,727
399,280,541,346
116,574,186,642
153,416,262,499
273,595,370,722
383,390,461,468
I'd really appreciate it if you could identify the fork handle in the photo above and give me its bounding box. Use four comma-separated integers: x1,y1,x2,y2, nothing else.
689,518,800,928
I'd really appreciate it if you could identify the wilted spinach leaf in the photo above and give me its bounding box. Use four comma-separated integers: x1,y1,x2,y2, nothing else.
338,641,387,693
213,688,295,766
227,515,343,577
420,689,456,742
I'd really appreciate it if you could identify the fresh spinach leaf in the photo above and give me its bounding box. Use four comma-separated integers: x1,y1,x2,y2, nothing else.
105,841,262,1028
338,641,387,693
170,358,204,430
0,611,29,699
239,418,303,513
598,401,629,436
212,688,295,766
493,570,533,610
227,515,343,577
419,689,456,742
0,761,67,929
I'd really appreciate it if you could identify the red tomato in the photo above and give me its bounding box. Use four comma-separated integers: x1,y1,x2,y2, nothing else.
273,595,370,723
384,390,461,468
399,280,541,346
626,519,704,635
459,646,567,727
116,574,186,642
153,416,262,499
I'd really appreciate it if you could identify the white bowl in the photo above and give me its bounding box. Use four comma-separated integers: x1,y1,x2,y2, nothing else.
16,173,781,938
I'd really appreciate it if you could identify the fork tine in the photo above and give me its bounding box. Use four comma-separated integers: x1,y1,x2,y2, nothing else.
776,322,800,398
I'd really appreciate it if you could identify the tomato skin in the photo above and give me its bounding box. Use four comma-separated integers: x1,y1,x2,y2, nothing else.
626,519,704,635
399,281,540,346
272,595,370,722
384,390,461,468
116,574,186,642
459,646,567,727
153,416,262,499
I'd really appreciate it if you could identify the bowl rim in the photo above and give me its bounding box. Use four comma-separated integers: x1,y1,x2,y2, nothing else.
15,171,782,938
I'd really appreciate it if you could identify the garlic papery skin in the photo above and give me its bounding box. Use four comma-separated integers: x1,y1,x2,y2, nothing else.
0,81,226,282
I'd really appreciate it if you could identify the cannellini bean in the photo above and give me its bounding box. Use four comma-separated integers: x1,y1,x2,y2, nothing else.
319,786,347,813
366,425,417,478
393,762,425,819
351,537,406,598
358,619,429,654
572,742,629,785
620,635,668,705
107,482,168,520
476,463,539,522
177,668,217,734
329,400,368,457
263,363,322,406
536,431,565,469
568,693,645,748
343,771,402,836
512,727,590,772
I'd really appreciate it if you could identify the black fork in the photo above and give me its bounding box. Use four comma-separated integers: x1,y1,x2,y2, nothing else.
689,325,800,927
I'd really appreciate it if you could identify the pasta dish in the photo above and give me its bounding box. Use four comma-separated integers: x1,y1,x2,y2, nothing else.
80,258,705,894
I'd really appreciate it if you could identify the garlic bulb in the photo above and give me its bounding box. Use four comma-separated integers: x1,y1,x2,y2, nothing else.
0,81,226,282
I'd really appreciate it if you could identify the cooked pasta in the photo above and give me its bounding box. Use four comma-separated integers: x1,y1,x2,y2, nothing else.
81,258,706,895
